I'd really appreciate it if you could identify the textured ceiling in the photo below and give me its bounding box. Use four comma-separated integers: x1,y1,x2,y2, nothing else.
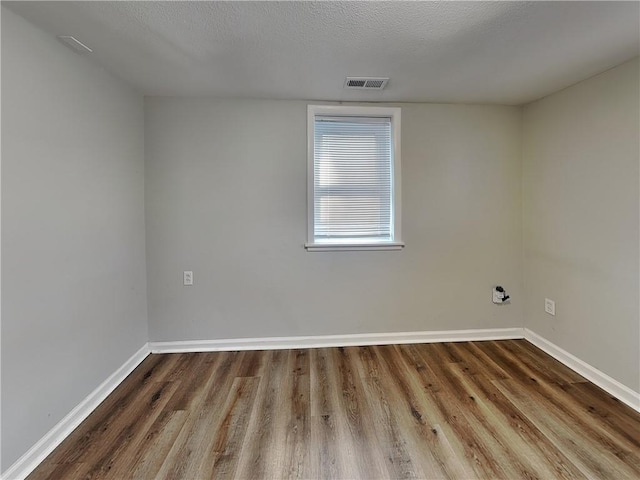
4,1,639,104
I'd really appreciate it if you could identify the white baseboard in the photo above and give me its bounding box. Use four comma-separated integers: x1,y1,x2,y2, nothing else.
149,327,525,353
2,343,151,480
524,328,640,413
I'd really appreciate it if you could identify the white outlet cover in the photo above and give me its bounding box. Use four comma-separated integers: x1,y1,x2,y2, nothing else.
183,271,193,286
492,290,503,304
545,298,555,316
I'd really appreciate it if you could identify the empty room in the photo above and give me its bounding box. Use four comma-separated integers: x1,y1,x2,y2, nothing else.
1,1,639,479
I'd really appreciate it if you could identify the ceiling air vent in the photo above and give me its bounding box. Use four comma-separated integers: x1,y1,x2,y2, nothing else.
344,77,389,90
56,36,93,54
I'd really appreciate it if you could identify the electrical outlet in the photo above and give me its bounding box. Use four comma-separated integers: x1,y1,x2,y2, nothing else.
544,298,555,316
492,290,503,303
183,271,193,286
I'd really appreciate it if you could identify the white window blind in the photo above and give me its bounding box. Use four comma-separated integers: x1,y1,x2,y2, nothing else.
313,115,394,243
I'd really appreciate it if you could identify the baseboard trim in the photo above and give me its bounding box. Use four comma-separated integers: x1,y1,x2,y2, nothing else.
2,343,151,480
524,328,640,413
149,327,525,353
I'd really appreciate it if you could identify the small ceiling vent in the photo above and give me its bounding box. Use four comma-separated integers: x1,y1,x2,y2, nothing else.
344,77,389,90
57,36,93,54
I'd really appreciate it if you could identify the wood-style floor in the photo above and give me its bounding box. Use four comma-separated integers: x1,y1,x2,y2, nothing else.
28,340,640,479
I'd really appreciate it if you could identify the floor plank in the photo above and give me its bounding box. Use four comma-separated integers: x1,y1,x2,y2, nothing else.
27,340,640,479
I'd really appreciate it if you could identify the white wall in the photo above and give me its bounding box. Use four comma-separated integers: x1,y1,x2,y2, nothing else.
523,58,640,391
145,98,523,342
1,7,148,471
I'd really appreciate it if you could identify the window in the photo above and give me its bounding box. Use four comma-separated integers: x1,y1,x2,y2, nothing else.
306,105,403,251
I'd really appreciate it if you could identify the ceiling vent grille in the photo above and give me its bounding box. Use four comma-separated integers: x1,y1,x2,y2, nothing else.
57,36,93,54
344,77,389,90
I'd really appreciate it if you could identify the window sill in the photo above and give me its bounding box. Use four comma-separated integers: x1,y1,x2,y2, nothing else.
304,242,405,252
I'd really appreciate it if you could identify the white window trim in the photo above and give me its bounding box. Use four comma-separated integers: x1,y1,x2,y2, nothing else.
305,104,404,252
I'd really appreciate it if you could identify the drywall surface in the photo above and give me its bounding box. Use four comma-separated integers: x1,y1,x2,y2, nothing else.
1,8,148,470
145,98,523,342
523,58,640,391
5,1,639,104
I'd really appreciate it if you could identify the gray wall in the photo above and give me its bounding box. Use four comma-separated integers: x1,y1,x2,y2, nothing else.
1,7,148,470
145,98,523,342
523,58,640,391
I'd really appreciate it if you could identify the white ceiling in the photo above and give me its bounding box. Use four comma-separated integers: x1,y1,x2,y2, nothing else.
4,1,639,105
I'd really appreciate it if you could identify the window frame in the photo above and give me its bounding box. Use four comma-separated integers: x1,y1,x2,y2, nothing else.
305,104,404,252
